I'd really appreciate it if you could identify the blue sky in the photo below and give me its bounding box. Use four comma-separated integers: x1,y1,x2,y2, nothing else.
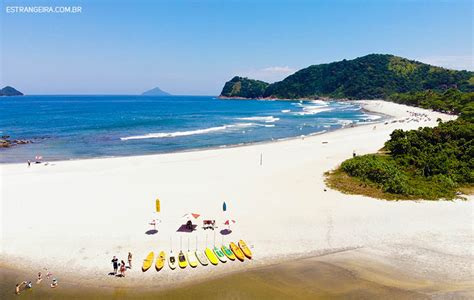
1,0,472,95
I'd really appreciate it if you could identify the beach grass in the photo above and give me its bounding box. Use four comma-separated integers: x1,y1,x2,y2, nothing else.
325,157,473,201
324,168,409,201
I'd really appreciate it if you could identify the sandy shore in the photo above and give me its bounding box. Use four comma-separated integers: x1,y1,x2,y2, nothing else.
1,100,472,296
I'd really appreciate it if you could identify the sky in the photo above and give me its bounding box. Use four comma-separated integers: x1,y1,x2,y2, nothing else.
1,0,472,95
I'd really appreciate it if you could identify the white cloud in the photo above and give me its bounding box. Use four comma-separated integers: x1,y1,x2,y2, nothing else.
240,66,296,83
417,55,473,71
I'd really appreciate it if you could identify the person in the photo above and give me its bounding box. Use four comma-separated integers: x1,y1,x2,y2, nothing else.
120,260,126,277
50,278,58,288
111,256,119,274
37,271,43,284
353,150,356,158
27,160,31,167
186,220,193,230
128,252,132,269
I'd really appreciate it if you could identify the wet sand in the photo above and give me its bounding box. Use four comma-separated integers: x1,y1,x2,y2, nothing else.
2,251,472,300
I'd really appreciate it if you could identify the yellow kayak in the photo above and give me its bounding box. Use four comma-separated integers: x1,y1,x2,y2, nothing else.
239,240,252,259
205,248,219,265
187,251,198,268
155,251,166,271
142,251,154,272
178,251,188,268
221,245,236,261
230,242,245,261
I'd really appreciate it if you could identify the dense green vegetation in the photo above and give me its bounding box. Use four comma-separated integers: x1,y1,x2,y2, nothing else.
220,76,269,98
389,89,474,118
220,54,473,99
329,118,474,200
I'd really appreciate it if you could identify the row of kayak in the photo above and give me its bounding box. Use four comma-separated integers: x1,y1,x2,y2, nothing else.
142,240,252,271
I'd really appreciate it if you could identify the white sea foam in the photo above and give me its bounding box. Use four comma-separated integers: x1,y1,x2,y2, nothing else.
121,123,255,140
309,100,328,105
281,109,291,113
237,116,280,123
362,114,382,120
294,106,334,116
337,120,354,127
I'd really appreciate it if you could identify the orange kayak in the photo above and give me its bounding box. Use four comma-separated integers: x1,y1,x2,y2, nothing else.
230,242,245,261
238,240,252,259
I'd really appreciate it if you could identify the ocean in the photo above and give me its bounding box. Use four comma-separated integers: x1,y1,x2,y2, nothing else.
0,95,382,163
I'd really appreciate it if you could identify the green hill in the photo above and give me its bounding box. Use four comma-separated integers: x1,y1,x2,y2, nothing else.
220,76,269,99
220,54,473,99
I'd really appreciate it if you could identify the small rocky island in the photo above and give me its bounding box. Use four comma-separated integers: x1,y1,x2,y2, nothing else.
0,86,23,96
142,86,171,96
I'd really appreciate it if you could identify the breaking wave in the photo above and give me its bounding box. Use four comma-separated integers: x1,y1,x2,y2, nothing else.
121,123,255,140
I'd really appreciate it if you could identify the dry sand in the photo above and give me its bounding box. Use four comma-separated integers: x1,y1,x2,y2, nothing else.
0,100,472,296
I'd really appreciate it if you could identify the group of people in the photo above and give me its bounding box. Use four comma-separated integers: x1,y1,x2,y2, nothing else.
111,252,133,277
406,110,431,122
15,269,57,295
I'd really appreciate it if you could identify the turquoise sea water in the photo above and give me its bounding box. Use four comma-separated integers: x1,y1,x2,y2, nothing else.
0,95,383,163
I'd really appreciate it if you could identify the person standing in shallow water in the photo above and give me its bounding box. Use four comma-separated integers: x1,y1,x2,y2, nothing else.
128,252,132,269
111,256,118,274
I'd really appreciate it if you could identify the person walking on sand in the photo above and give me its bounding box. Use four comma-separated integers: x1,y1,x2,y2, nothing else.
120,260,126,277
128,252,132,269
50,278,58,288
111,256,119,275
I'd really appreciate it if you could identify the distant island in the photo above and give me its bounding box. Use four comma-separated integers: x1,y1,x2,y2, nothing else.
142,86,171,96
220,54,474,100
0,86,23,96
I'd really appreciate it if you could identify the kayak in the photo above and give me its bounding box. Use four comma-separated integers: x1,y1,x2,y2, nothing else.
168,252,177,270
213,246,227,263
195,250,209,266
155,251,166,271
205,248,219,265
238,240,253,259
221,245,236,261
187,251,199,268
178,251,188,268
142,251,154,272
230,242,245,261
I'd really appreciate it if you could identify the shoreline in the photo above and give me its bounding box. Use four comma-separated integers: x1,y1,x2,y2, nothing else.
0,100,387,165
1,100,470,297
2,246,472,299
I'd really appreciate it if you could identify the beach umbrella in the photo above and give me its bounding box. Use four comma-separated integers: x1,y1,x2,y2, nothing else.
182,213,200,220
223,202,227,212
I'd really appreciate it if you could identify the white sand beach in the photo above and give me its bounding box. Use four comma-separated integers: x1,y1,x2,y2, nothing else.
1,101,472,292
